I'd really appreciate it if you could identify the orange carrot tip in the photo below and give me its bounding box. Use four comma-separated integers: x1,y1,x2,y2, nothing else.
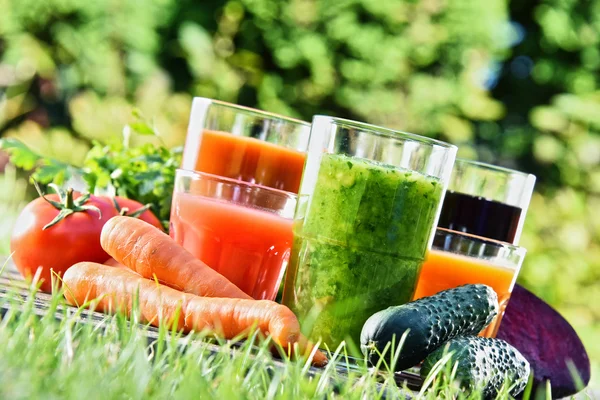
294,335,329,367
273,335,328,367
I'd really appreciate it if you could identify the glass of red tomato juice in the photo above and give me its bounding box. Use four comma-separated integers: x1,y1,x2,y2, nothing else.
181,97,311,194
169,169,297,300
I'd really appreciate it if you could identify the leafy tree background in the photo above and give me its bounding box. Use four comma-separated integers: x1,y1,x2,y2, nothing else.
0,0,598,387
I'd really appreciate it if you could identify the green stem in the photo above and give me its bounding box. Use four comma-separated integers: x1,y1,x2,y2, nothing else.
65,188,76,209
126,204,152,218
43,209,75,230
34,180,65,210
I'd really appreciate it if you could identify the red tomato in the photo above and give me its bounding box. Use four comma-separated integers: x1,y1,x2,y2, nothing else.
103,196,164,231
10,189,118,293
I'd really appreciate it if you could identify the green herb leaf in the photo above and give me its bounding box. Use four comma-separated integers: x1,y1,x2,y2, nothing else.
32,163,67,185
129,108,159,136
0,138,81,185
0,138,42,170
128,122,156,136
82,140,181,229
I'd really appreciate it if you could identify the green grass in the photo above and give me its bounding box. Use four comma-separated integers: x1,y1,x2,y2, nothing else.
0,278,529,400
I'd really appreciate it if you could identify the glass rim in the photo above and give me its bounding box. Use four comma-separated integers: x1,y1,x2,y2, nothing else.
434,227,527,256
193,97,310,127
312,115,458,150
455,159,536,180
175,168,298,199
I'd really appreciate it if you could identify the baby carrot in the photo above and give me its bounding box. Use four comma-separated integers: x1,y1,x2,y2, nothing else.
63,262,327,366
100,216,250,299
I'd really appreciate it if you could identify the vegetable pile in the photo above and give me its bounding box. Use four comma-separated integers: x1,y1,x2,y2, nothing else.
1,131,326,367
6,162,328,365
9,183,327,364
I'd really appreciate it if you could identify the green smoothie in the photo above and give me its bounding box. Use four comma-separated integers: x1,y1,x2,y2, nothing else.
282,153,444,349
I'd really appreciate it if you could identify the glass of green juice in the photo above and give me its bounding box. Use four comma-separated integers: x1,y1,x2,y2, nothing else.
282,116,457,350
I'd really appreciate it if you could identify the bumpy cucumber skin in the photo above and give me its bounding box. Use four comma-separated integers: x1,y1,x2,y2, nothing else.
420,336,531,399
360,284,498,371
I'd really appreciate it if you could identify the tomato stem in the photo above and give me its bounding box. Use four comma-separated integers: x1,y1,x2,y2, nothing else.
32,180,103,230
108,196,152,219
65,188,76,209
122,204,152,218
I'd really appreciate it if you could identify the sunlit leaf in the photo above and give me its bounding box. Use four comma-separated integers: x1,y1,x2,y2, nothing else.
0,138,41,170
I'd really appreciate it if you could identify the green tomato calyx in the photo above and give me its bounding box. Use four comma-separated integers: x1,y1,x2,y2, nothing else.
108,196,153,219
33,181,102,230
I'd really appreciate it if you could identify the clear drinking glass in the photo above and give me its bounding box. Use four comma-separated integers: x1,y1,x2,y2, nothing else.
413,228,526,337
170,169,297,301
182,97,311,194
282,116,457,349
438,159,536,245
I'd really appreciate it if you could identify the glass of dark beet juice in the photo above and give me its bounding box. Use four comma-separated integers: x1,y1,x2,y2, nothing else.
437,160,536,245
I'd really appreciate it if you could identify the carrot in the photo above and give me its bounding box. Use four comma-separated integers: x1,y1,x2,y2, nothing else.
103,257,126,268
63,262,327,366
100,216,251,299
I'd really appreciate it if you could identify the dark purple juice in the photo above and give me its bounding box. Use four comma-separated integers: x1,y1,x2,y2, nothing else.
438,191,523,244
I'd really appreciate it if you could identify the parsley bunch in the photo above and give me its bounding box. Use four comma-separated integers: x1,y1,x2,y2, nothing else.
83,140,182,228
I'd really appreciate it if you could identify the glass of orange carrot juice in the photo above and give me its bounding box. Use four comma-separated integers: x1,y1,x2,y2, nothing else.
170,169,297,301
413,228,526,337
181,97,310,194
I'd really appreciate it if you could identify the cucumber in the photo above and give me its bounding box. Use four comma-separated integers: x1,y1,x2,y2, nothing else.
360,284,498,371
420,336,530,399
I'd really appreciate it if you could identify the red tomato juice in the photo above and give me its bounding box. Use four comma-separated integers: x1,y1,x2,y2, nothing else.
170,192,294,300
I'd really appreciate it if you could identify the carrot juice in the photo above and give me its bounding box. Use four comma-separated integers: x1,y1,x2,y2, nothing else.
185,130,307,194
169,172,296,301
413,249,519,337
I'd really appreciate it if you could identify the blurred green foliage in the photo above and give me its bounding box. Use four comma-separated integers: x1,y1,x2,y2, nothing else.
0,0,598,387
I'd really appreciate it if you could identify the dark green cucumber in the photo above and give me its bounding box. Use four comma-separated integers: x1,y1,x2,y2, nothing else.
420,336,530,399
360,284,498,371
